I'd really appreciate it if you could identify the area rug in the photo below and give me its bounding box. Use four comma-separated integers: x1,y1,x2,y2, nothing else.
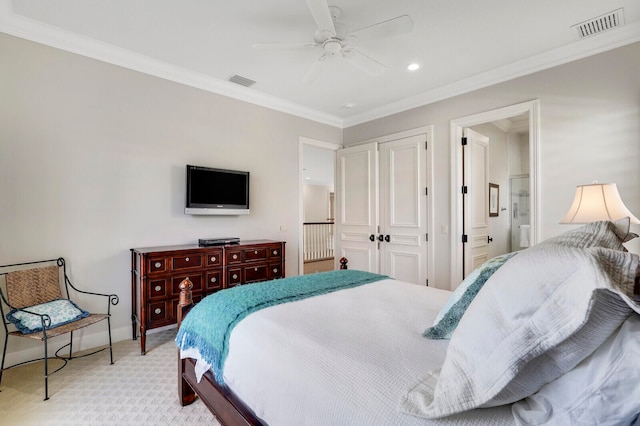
0,329,217,425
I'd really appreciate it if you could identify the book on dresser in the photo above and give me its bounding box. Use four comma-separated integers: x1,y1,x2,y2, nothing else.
130,239,285,354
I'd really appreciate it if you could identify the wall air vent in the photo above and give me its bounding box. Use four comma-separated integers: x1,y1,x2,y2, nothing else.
572,8,624,39
228,75,256,87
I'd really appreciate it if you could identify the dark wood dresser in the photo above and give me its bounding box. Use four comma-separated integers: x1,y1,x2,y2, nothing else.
130,239,285,354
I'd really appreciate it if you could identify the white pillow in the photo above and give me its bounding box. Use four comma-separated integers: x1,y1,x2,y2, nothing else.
400,242,639,419
6,298,89,334
424,252,517,340
512,314,640,426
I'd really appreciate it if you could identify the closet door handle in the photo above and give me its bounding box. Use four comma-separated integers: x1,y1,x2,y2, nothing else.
369,234,375,242
488,236,493,243
384,235,390,242
377,234,384,242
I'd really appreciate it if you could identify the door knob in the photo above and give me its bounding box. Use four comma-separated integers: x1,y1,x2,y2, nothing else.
488,236,493,243
377,234,384,242
369,234,375,242
384,235,390,242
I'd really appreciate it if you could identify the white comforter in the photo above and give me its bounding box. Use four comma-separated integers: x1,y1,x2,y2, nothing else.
222,279,515,425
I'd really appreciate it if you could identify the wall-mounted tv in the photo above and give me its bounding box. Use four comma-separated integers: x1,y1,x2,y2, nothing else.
185,165,250,215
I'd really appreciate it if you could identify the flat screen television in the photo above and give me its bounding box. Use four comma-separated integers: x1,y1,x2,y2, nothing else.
185,165,250,215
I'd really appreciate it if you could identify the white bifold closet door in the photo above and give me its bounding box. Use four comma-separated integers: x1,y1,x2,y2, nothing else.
336,133,428,286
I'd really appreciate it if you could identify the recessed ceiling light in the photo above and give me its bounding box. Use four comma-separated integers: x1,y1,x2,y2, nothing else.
342,103,355,109
407,63,420,71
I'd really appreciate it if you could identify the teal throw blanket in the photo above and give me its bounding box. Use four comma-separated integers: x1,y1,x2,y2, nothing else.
175,269,388,384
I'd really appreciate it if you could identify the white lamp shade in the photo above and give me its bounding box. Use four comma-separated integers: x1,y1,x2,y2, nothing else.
560,183,640,224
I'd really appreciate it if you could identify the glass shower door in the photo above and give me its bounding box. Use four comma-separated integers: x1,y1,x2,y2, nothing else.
510,175,530,251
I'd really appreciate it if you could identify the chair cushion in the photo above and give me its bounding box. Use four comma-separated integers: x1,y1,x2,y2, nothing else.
6,298,90,334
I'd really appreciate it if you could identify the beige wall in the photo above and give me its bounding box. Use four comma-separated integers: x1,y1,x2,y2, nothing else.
344,42,640,288
0,33,342,360
303,184,333,222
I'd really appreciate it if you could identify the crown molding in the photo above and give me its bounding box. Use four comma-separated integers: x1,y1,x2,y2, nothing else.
342,21,640,127
2,1,640,130
0,2,345,128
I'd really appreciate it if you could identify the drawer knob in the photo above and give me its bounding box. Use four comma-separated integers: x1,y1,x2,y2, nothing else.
273,268,278,273
211,256,216,262
154,308,162,314
185,257,190,262
154,262,161,268
254,250,258,254
233,254,238,260
254,267,258,272
211,277,217,283
154,285,162,292
232,274,238,280
273,250,278,255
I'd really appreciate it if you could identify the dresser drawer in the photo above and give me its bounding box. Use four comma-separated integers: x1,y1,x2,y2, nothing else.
226,249,243,265
205,270,223,291
147,257,168,275
244,248,268,262
227,267,242,287
205,250,223,267
171,253,203,271
269,262,283,279
147,278,170,300
147,300,171,324
244,264,268,283
268,246,282,259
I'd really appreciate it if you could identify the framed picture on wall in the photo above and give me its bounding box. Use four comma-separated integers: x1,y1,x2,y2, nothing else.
489,183,499,217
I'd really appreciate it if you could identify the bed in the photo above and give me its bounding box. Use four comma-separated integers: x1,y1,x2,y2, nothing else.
176,220,640,426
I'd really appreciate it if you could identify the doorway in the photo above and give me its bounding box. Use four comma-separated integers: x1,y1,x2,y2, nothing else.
450,100,540,288
299,137,341,275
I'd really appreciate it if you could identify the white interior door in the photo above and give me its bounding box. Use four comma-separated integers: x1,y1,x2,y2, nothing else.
379,135,428,285
463,128,489,277
335,143,378,272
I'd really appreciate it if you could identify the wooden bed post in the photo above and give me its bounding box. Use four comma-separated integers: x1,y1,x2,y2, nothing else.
339,257,348,270
177,278,196,406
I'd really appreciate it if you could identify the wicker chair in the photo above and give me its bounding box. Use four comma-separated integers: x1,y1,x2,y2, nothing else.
0,258,119,400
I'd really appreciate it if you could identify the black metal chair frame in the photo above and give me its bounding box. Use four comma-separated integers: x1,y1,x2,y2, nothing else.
0,257,119,400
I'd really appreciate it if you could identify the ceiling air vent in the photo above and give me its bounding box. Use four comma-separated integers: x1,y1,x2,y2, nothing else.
572,8,624,39
228,74,256,87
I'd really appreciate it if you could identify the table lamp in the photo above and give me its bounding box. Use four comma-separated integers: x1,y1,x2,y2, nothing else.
560,182,640,224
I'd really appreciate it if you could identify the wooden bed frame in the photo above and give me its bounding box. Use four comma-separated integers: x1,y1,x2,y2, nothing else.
175,264,640,425
177,278,265,426
176,258,350,425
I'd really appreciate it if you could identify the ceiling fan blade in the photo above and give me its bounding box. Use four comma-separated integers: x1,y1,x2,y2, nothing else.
343,49,386,76
302,53,332,83
252,42,317,50
350,15,413,40
305,0,336,36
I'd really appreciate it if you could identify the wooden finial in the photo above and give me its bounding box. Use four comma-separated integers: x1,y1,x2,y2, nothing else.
177,278,194,326
339,257,348,270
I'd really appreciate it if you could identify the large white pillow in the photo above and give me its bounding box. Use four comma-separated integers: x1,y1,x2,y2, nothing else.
400,226,639,418
512,314,640,425
424,252,517,340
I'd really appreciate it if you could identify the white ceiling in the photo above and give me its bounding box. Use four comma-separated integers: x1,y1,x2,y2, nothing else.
2,0,640,127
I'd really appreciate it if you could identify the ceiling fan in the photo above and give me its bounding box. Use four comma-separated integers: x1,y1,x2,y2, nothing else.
252,0,413,83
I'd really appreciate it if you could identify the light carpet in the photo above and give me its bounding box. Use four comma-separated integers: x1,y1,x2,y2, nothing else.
0,329,219,425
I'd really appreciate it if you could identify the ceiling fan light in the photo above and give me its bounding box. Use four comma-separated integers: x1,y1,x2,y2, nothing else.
324,39,343,54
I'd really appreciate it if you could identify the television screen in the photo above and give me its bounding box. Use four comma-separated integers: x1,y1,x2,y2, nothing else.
185,165,250,215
